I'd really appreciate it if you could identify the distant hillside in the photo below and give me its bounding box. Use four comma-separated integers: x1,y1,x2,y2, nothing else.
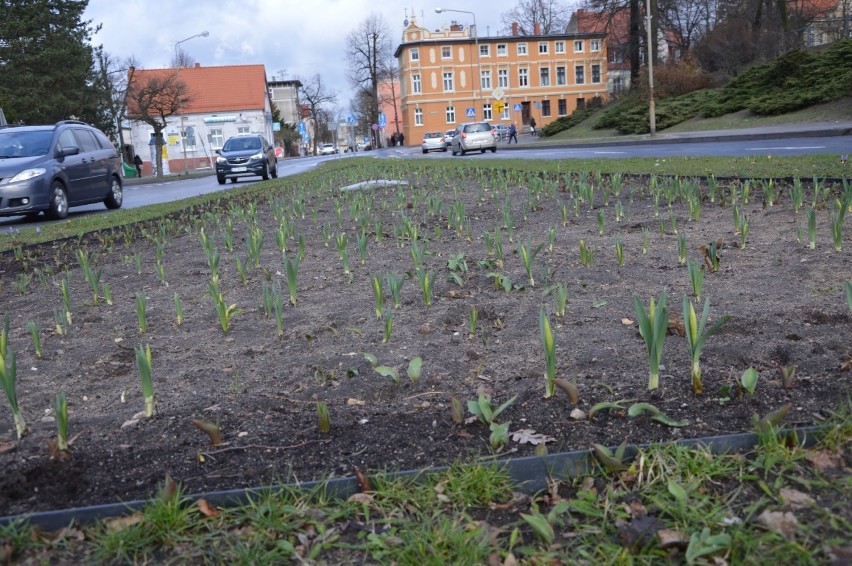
543,39,852,137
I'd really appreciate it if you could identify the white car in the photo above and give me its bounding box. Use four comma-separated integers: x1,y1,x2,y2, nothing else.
320,143,338,155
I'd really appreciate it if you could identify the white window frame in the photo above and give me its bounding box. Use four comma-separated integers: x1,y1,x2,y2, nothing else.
412,73,421,94
591,39,601,52
497,68,509,88
574,40,584,53
237,126,250,135
480,44,490,57
591,64,601,84
443,71,454,92
414,108,423,125
207,128,224,150
556,66,566,86
555,41,565,54
497,43,508,56
575,65,585,85
538,42,549,54
441,45,452,59
410,48,420,61
480,69,492,90
539,67,550,87
517,42,528,56
518,67,529,87
501,105,510,120
483,103,492,121
446,105,456,123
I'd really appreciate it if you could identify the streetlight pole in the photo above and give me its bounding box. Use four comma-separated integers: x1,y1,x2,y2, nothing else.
174,31,209,173
435,8,482,119
644,0,656,136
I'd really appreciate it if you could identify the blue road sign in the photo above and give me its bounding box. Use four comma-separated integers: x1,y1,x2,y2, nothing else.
466,107,476,118
298,122,306,134
346,115,357,124
378,113,387,127
513,103,522,112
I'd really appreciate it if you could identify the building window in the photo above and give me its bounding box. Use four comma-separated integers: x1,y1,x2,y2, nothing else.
555,41,565,53
556,66,566,85
609,50,623,64
441,45,452,59
539,67,550,87
498,68,509,87
542,100,551,117
480,44,490,57
410,48,419,61
497,43,507,56
443,71,454,92
483,103,492,120
207,129,224,149
538,42,549,54
518,67,528,87
591,39,601,52
574,40,584,52
575,65,585,84
517,43,528,55
446,105,456,123
481,69,492,90
591,64,601,83
237,126,250,134
501,104,510,120
414,108,423,125
558,99,567,115
412,73,421,94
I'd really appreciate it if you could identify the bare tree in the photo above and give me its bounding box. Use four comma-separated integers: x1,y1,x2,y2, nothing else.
379,56,402,138
500,0,571,34
580,0,646,84
345,13,391,146
657,0,721,56
126,71,191,178
298,73,337,155
171,47,197,68
95,50,140,159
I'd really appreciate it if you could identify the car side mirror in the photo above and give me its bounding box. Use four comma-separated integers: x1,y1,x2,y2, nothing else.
215,149,221,155
58,146,80,158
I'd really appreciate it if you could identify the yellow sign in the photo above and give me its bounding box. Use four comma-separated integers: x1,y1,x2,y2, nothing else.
495,101,506,113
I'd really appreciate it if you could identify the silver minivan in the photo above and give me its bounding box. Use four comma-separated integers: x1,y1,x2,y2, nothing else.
451,122,497,156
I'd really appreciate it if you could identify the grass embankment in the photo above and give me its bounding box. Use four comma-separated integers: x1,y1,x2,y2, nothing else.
2,408,848,564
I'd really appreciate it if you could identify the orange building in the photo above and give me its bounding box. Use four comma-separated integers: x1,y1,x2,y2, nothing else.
394,16,608,142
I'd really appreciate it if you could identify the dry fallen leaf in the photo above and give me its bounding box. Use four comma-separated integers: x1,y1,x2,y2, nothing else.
105,513,144,532
779,488,815,509
347,492,375,505
621,318,634,326
657,528,690,549
346,398,365,406
197,498,219,518
510,429,555,445
0,440,16,454
758,510,799,538
804,449,843,472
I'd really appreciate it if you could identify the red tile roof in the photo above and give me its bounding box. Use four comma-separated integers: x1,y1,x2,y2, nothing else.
129,64,269,114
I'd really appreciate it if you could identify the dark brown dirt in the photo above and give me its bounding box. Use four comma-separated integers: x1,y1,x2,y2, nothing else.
0,167,849,517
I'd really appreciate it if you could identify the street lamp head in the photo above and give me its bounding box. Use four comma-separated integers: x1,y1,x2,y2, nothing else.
200,31,209,38
435,8,442,13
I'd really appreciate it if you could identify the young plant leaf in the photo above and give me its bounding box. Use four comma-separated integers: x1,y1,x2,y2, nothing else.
740,367,759,394
407,357,422,382
374,365,399,383
588,400,629,420
363,352,378,367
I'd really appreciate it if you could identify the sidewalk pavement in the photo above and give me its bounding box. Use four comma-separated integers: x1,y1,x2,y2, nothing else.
502,120,852,150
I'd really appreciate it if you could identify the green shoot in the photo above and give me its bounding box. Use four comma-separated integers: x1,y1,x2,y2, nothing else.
335,233,351,275
831,210,843,251
371,275,384,319
27,320,42,358
102,282,113,305
284,253,299,306
633,292,668,390
518,240,544,286
596,210,605,235
407,357,422,383
468,306,478,338
208,282,241,333
687,259,704,301
174,292,184,326
683,297,731,395
554,283,568,318
382,310,393,343
807,207,816,249
135,292,148,334
385,272,404,309
615,237,624,268
54,391,69,451
677,234,687,265
642,228,649,254
316,402,330,433
1,318,25,439
467,393,517,425
739,367,759,395
53,308,68,336
845,281,852,311
540,309,556,398
416,269,434,307
59,276,72,324
135,344,154,418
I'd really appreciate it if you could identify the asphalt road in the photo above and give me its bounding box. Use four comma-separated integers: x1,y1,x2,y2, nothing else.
2,130,850,229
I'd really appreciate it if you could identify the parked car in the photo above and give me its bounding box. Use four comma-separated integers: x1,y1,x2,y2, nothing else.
444,129,456,147
215,134,277,184
491,124,510,141
320,143,338,155
451,122,497,156
0,120,123,220
420,131,447,153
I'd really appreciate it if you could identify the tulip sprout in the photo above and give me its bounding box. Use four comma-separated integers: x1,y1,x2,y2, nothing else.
683,297,731,395
633,293,668,390
540,309,557,397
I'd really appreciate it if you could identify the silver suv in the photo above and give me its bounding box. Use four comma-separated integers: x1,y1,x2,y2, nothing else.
451,122,497,156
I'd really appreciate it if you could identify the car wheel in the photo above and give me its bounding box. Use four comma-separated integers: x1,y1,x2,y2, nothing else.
261,163,270,180
104,176,123,209
460,148,466,156
451,147,457,156
230,178,238,184
481,148,486,153
491,146,497,153
47,181,68,220
271,161,278,179
422,149,427,154
442,146,447,152
217,175,226,185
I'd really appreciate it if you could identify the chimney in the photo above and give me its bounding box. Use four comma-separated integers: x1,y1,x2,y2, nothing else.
512,22,518,36
194,63,201,68
534,22,541,35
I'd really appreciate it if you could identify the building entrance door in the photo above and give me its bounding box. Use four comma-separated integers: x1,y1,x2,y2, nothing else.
521,102,531,125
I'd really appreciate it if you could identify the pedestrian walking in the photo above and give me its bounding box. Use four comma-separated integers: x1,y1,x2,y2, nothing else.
133,154,143,178
508,123,518,144
529,117,537,136
398,132,405,146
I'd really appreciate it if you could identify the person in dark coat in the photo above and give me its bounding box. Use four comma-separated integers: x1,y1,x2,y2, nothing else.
529,117,537,136
133,154,143,177
398,132,405,146
508,123,518,143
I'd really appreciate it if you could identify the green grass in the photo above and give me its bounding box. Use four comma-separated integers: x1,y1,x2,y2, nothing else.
3,407,848,564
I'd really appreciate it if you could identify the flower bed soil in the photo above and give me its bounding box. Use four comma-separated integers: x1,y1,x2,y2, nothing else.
0,167,849,516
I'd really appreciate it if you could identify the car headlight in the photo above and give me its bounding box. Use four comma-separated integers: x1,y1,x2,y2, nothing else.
216,156,227,164
5,168,47,184
250,152,263,160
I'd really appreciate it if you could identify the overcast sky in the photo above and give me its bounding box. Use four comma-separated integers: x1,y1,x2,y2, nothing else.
84,0,528,108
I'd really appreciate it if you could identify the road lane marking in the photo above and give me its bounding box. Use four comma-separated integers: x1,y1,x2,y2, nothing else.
746,146,826,151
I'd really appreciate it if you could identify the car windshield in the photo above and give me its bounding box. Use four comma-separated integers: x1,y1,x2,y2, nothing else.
465,123,490,133
223,137,261,152
424,133,442,139
0,130,53,158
